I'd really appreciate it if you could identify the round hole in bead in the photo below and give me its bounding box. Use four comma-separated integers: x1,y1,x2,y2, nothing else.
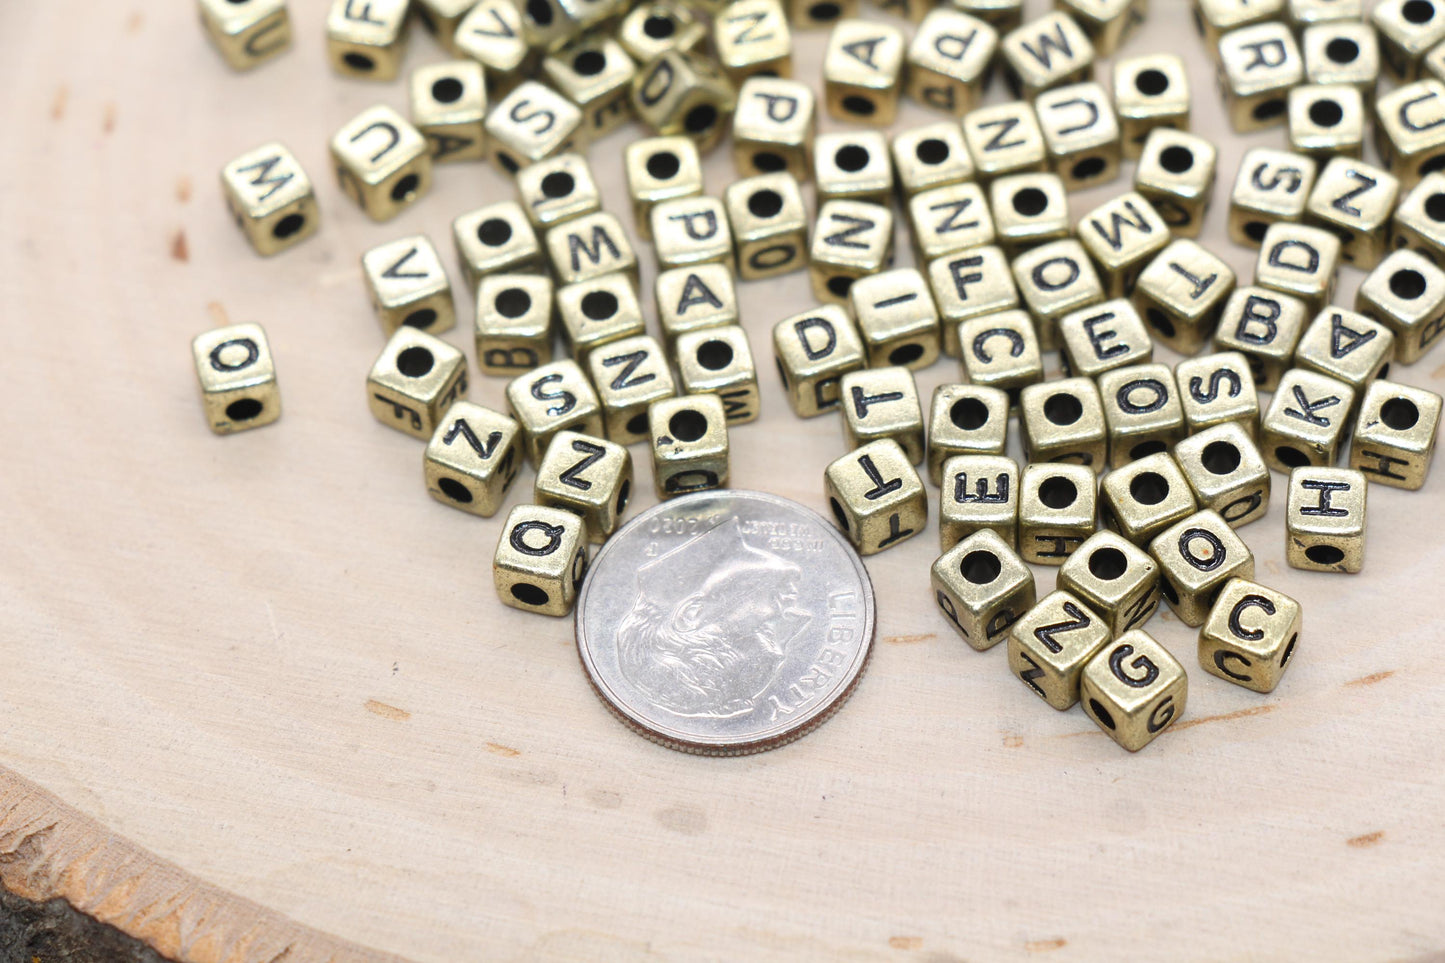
573,50,606,75
496,287,532,318
646,151,680,180
541,171,575,198
1390,268,1427,299
1243,221,1269,243
626,412,650,436
438,478,473,503
343,52,375,71
1275,445,1309,468
830,497,849,530
1426,193,1445,222
432,77,464,103
1381,397,1421,430
572,551,587,589
809,1,841,19
403,308,438,329
1043,392,1082,425
669,408,708,441
1088,546,1129,581
826,276,854,298
950,397,990,430
1305,544,1345,565
478,217,513,246
1130,441,1167,460
496,152,519,174
1201,440,1241,474
390,174,420,203
1130,471,1169,505
696,339,734,370
511,583,550,606
616,478,631,514
748,189,783,218
1309,99,1344,128
1088,698,1117,730
752,151,786,172
1071,157,1106,181
1159,578,1179,605
1325,38,1359,64
526,0,553,25
1135,68,1169,96
1281,632,1298,666
272,213,305,239
835,144,870,172
1252,98,1287,122
226,398,263,421
960,550,1001,585
915,138,950,165
581,290,619,320
1145,308,1176,338
1405,0,1436,23
889,343,924,366
643,14,676,38
1423,155,1445,178
1159,145,1194,174
1038,475,1078,509
396,346,435,378
1012,187,1048,217
684,104,718,133
841,96,876,117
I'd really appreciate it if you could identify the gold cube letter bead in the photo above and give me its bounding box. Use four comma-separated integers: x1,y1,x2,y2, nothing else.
1212,287,1309,392
1149,509,1254,626
409,60,487,163
1098,452,1198,546
494,505,589,617
773,304,865,417
1132,238,1237,355
366,327,467,440
824,439,927,555
199,0,291,70
220,142,319,256
1019,462,1097,565
1199,577,1302,693
453,201,544,289
1080,629,1187,751
424,401,523,516
934,529,1036,651
625,136,703,241
1174,422,1272,527
823,19,906,125
486,81,585,174
928,384,1009,486
675,326,762,425
586,334,676,445
505,359,604,467
192,322,281,434
940,453,1019,549
1058,530,1161,637
1008,590,1110,710
1285,466,1367,572
839,366,925,465
1260,368,1356,472
331,105,432,222
361,235,454,336
535,430,635,543
649,394,730,499
475,274,554,376
1019,377,1108,471
327,0,408,80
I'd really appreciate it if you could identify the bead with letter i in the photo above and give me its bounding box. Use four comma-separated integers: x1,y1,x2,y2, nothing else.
824,440,927,555
192,323,282,435
1081,630,1187,751
934,530,1036,651
1008,590,1110,710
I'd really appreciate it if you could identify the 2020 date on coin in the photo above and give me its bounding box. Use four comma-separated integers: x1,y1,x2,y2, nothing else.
576,490,876,756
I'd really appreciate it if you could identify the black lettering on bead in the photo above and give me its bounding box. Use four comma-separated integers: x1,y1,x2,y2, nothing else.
233,155,295,202
857,453,903,499
1236,295,1281,344
823,213,875,249
1017,650,1046,696
1086,199,1154,252
1116,378,1169,414
1178,527,1225,571
1284,384,1340,426
1267,239,1320,273
443,418,502,459
510,519,564,556
1298,478,1350,515
602,350,655,391
929,197,980,234
971,327,1025,363
676,273,724,313
978,116,1024,152
794,317,837,360
530,372,576,416
1031,256,1080,292
1109,643,1159,687
1188,367,1242,403
209,338,259,372
877,512,914,547
1033,601,1091,654
559,438,605,490
954,472,1009,504
381,245,428,279
567,225,622,271
850,384,904,418
1330,169,1377,218
1145,695,1176,731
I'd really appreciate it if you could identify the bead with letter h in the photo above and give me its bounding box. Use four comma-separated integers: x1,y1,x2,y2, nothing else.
1286,467,1367,572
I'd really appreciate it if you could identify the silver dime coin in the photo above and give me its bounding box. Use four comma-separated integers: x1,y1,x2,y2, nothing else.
576,490,876,755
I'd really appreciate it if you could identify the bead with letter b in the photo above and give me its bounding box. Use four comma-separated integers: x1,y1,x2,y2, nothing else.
1081,630,1187,751
824,440,927,555
1212,287,1308,392
192,323,282,434
475,274,554,376
1199,578,1302,693
494,505,589,617
934,530,1036,651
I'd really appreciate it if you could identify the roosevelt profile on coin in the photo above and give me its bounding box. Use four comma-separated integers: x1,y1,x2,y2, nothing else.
615,518,813,719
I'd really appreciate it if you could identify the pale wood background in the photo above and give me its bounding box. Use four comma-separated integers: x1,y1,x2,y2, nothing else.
3,2,1445,961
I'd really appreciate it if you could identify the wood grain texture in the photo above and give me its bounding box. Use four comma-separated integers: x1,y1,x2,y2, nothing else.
2,2,1445,960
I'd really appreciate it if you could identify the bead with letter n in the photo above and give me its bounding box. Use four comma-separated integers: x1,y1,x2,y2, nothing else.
424,401,522,517
1008,590,1110,709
